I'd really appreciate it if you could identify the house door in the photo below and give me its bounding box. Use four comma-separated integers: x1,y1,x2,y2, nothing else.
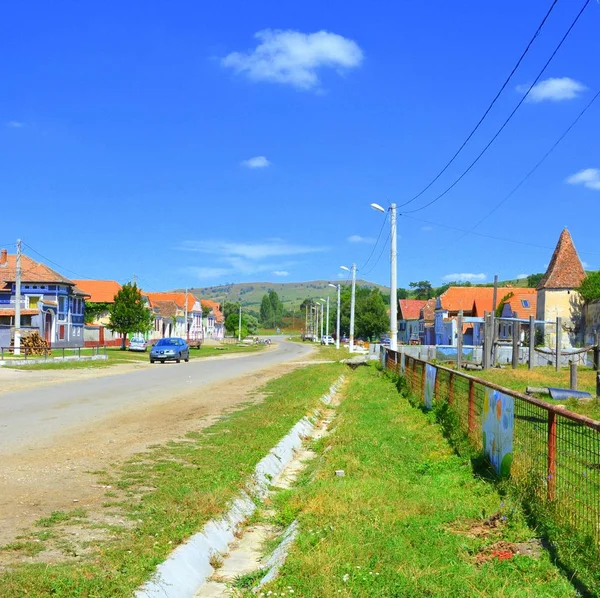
44,312,53,344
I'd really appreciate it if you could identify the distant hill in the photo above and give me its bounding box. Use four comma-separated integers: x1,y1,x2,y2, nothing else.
178,280,389,309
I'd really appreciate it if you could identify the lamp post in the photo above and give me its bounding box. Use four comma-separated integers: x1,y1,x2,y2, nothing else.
371,202,398,351
238,303,242,342
319,300,324,341
328,283,340,350
324,296,330,338
341,264,357,352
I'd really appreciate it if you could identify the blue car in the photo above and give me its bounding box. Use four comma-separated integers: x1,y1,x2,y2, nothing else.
150,337,190,364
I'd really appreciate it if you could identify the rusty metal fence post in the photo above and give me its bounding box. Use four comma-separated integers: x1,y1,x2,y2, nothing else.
448,371,454,405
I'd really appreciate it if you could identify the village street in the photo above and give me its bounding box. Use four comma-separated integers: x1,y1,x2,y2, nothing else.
0,339,313,546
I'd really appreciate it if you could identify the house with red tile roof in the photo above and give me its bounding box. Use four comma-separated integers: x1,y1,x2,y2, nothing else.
0,248,89,349
434,285,528,346
145,291,204,341
418,298,436,345
497,289,537,342
398,299,426,344
72,280,122,326
200,300,224,340
536,229,586,348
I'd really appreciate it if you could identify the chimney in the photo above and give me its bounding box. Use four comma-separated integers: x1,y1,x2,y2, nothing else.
0,249,7,267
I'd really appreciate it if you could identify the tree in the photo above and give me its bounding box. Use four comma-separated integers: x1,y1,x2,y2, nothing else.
527,273,544,288
578,271,600,303
223,301,241,321
84,301,111,324
107,282,153,349
224,312,259,339
337,286,389,340
397,288,409,300
260,294,274,327
268,290,284,327
409,280,434,299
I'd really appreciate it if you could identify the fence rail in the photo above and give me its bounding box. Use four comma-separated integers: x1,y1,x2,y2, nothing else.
384,349,600,548
0,346,107,360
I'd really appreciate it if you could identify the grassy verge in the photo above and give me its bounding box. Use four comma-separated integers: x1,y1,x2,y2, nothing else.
0,361,343,597
10,344,264,371
470,365,600,420
261,365,575,597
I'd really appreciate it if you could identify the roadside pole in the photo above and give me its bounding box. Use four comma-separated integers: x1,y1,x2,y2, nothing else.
184,288,189,342
350,264,356,352
512,320,520,369
326,296,330,339
238,304,242,342
529,315,535,370
320,301,324,341
491,274,498,366
14,239,22,356
456,310,463,371
336,285,341,350
390,203,398,352
556,317,562,371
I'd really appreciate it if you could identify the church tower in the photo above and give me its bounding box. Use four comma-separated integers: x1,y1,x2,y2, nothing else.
536,229,586,348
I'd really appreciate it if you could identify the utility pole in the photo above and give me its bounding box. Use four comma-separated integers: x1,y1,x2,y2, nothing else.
320,301,324,341
326,296,330,338
14,239,22,356
184,288,189,341
336,285,341,350
350,263,356,352
238,303,242,341
390,203,398,351
491,274,498,366
132,273,137,285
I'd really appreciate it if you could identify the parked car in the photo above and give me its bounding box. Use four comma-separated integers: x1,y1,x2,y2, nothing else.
321,334,335,346
150,337,190,364
129,337,147,352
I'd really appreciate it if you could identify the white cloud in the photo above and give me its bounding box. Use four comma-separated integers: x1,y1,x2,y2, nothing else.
179,239,326,281
582,261,591,269
222,29,363,91
442,273,487,283
6,121,24,128
516,273,529,280
519,77,586,103
348,234,375,244
421,226,433,232
566,168,600,191
179,240,326,260
241,156,270,168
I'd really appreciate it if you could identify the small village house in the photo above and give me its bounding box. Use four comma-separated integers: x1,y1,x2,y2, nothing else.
201,299,224,340
536,228,586,349
497,289,537,342
145,292,204,342
0,248,88,348
398,299,426,344
418,298,436,345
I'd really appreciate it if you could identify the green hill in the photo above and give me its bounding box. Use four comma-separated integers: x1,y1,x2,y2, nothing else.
179,279,389,309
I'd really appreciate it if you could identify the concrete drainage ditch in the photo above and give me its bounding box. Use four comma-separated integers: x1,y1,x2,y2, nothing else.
135,375,345,598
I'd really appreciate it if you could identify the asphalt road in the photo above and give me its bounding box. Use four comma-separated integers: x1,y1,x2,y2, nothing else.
0,339,313,454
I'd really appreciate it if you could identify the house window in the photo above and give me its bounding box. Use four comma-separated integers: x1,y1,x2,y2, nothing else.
59,297,66,313
521,300,530,308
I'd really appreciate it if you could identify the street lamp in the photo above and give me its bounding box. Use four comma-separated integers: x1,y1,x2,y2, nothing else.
318,299,325,341
238,303,242,342
371,202,398,352
328,283,340,350
341,264,357,352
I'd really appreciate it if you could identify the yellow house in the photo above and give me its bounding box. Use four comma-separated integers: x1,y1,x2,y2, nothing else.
536,229,585,349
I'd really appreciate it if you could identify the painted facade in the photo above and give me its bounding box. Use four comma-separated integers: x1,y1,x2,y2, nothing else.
398,299,426,344
145,292,204,341
0,248,88,348
201,300,224,340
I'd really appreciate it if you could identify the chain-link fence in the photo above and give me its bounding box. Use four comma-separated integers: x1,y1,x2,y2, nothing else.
385,349,600,548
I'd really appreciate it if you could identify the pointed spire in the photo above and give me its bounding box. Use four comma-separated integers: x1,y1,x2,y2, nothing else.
537,229,585,290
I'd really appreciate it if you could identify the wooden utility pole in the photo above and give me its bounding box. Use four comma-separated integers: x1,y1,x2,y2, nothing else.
528,315,535,370
570,361,577,390
512,321,520,369
491,274,498,365
14,239,22,356
482,312,490,369
555,317,562,371
456,310,464,371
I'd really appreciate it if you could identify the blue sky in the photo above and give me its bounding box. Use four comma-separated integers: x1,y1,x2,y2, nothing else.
2,0,599,292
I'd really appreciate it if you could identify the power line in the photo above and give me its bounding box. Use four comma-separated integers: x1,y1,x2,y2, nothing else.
358,212,388,271
22,242,90,280
400,0,561,208
448,88,600,243
401,0,592,215
361,230,392,277
400,214,600,256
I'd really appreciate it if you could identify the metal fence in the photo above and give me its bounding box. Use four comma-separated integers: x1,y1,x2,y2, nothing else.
0,346,107,360
384,349,600,548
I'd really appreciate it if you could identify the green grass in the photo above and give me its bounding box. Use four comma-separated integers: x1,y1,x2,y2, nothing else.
470,365,600,420
11,344,264,371
259,366,575,597
0,362,343,597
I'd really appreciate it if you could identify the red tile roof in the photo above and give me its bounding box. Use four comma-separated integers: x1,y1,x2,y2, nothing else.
0,308,39,317
72,280,122,303
420,298,436,322
399,299,427,320
0,251,74,286
153,300,179,318
503,290,537,319
201,299,224,323
538,229,586,290
146,292,199,313
441,286,528,316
